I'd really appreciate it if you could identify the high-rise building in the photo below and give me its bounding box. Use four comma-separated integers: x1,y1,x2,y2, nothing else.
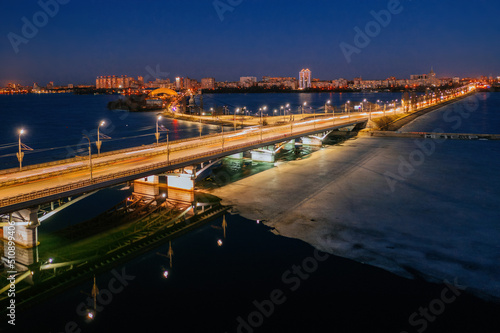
201,78,216,90
96,75,133,89
240,76,257,87
299,69,311,89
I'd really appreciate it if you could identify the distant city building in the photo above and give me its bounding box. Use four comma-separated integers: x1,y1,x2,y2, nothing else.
96,75,133,89
409,68,440,87
201,77,216,90
299,69,311,89
184,77,200,90
240,76,257,88
258,76,297,89
175,77,183,90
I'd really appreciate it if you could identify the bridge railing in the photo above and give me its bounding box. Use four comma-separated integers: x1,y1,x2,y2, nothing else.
0,116,332,187
0,129,229,177
0,123,354,209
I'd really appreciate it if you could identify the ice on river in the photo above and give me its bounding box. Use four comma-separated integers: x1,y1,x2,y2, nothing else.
212,136,500,302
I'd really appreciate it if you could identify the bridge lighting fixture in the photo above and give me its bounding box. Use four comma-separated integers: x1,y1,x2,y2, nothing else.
97,121,105,155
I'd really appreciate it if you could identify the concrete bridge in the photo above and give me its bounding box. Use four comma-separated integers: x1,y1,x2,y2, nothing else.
0,86,475,247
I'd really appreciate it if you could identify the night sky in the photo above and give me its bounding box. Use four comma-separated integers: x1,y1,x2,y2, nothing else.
1,0,499,86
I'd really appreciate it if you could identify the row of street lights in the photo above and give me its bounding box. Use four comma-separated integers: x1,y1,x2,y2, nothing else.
15,116,172,174
14,96,425,172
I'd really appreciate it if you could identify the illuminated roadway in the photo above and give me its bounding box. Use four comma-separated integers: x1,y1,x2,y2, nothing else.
0,112,372,214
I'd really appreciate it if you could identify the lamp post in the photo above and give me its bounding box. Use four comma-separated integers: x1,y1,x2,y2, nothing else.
259,106,266,141
83,135,93,181
235,108,239,132
17,129,25,171
155,115,162,146
221,125,224,150
166,129,170,163
96,121,105,156
302,102,307,118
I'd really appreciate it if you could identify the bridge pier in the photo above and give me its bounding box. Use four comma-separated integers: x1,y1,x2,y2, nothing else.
227,152,244,159
1,207,40,248
284,139,295,150
167,173,195,191
301,136,322,146
251,146,276,163
133,175,160,198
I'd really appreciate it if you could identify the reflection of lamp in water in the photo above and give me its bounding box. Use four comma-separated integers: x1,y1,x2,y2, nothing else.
222,215,227,239
168,241,173,268
91,275,98,313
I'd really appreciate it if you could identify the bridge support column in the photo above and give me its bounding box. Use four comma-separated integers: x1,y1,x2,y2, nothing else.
133,175,160,198
284,139,295,150
301,136,322,146
227,152,243,159
251,149,275,163
2,207,40,248
167,173,195,202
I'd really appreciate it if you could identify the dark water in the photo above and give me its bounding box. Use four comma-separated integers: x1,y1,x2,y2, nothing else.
11,215,500,333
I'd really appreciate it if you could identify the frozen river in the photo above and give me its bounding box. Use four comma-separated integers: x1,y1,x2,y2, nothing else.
212,92,500,301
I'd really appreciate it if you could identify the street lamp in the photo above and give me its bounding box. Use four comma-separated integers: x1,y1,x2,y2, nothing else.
166,129,170,163
302,102,307,117
325,100,331,113
235,108,240,131
221,125,224,150
259,106,267,141
96,121,105,156
17,129,25,171
83,135,93,181
155,115,162,146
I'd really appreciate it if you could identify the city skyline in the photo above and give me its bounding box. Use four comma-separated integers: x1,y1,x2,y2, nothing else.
1,0,499,86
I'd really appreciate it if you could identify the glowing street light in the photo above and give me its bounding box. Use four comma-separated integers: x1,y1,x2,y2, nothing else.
155,115,162,146
221,124,224,150
325,100,331,113
166,129,170,163
96,121,105,156
83,135,93,181
17,129,25,170
259,106,267,141
235,108,240,131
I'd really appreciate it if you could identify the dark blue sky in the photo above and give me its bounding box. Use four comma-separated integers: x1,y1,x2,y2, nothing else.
1,0,499,86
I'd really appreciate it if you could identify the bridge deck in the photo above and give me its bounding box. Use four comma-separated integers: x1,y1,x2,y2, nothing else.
0,115,368,214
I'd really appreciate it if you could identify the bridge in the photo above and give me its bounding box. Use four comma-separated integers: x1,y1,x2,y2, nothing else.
0,86,475,247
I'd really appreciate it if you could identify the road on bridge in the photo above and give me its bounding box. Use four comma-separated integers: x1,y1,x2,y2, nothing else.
0,112,371,209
